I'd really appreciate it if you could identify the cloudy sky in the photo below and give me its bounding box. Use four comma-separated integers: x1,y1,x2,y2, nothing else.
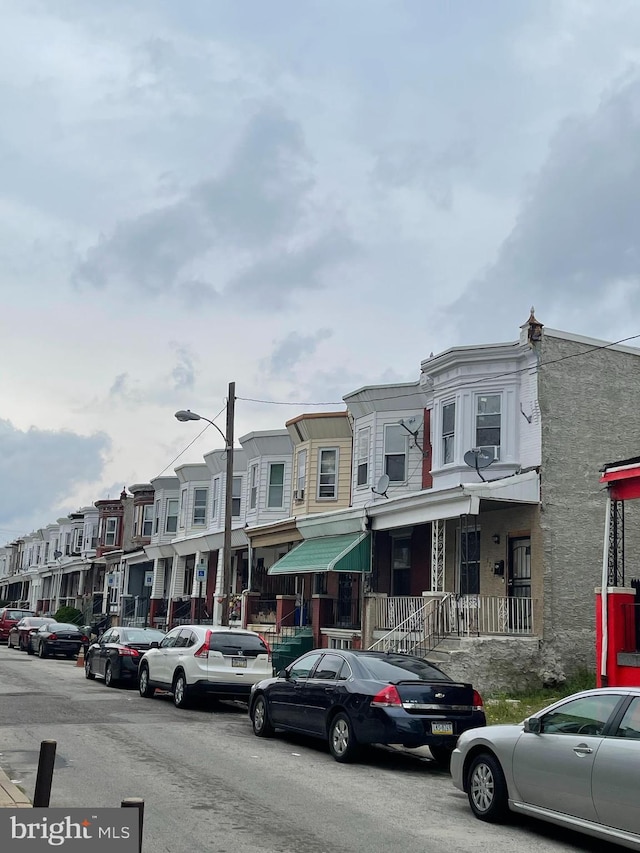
2,0,640,541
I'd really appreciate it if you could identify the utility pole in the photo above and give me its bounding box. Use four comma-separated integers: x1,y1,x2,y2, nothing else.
221,381,235,626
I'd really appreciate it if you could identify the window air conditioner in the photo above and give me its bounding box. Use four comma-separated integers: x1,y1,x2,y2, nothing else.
477,445,500,461
293,489,305,501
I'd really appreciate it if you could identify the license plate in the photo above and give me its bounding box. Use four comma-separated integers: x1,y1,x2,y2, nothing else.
231,657,247,668
431,722,453,735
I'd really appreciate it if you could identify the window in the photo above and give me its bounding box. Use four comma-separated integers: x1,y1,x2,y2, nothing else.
154,500,160,535
90,525,98,549
208,632,269,657
267,463,285,508
614,698,640,740
44,542,49,563
384,424,407,482
460,529,480,595
442,402,455,464
318,448,338,499
179,489,187,527
212,478,220,520
142,504,154,537
540,694,622,736
314,654,347,680
476,394,501,458
160,629,181,649
73,528,83,552
249,465,258,510
64,532,72,555
362,655,450,683
104,518,118,547
192,489,208,526
296,449,307,498
165,499,179,534
288,652,323,680
356,428,370,487
232,477,242,517
329,637,353,651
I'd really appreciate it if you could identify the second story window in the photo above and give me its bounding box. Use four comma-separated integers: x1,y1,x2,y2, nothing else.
142,504,154,537
267,463,285,508
318,448,338,499
212,478,220,521
90,524,98,549
193,489,208,525
73,528,83,552
154,500,160,535
166,499,179,534
44,542,50,563
296,449,307,498
249,465,258,510
442,402,456,465
356,428,370,487
476,394,501,459
179,489,187,528
104,518,118,547
64,532,72,555
232,477,242,517
384,424,407,482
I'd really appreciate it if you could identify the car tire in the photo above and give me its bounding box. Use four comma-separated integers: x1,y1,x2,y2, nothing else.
38,642,48,659
138,665,155,698
328,712,359,763
467,753,510,823
429,745,454,767
26,641,34,656
104,662,116,688
85,657,96,680
172,671,191,709
251,695,275,737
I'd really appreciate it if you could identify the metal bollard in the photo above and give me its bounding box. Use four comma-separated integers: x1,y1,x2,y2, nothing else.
121,797,144,853
33,740,57,807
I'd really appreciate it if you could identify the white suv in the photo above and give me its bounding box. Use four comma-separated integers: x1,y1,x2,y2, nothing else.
138,625,272,709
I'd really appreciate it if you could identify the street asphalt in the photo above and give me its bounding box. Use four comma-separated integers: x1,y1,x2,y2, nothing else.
0,644,618,853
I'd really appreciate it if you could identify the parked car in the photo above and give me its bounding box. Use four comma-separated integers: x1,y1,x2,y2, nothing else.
138,625,272,709
28,622,88,658
8,617,49,650
248,649,485,764
85,626,166,687
0,607,35,642
451,687,640,851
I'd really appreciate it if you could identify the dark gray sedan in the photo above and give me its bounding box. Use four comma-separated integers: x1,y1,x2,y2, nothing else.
452,687,640,850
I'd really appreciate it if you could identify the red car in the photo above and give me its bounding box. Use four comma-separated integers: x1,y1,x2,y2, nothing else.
8,617,50,651
0,607,35,642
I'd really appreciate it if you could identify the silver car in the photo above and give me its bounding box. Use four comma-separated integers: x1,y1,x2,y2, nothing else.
451,687,640,851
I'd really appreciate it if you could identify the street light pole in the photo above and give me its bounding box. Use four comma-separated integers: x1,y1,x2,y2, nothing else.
221,382,235,627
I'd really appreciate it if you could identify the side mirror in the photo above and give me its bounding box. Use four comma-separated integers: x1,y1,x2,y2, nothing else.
278,669,289,679
149,641,160,650
524,717,541,734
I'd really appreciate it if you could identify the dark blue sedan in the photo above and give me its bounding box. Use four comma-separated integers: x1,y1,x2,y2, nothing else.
249,649,485,764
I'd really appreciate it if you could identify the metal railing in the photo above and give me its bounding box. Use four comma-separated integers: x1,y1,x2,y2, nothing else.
451,595,536,636
120,596,150,628
246,597,277,625
327,597,361,630
369,596,427,631
369,596,447,655
171,599,192,625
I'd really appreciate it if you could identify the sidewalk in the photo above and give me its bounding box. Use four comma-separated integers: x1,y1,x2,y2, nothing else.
0,767,31,808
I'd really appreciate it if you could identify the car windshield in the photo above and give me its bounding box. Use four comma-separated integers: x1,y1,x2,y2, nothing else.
24,619,48,627
7,610,32,620
50,623,81,632
122,629,165,643
359,654,451,683
208,632,268,657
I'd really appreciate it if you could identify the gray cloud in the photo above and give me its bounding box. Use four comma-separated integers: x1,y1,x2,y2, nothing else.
0,419,110,536
449,72,640,337
170,344,196,390
267,328,333,376
107,344,197,405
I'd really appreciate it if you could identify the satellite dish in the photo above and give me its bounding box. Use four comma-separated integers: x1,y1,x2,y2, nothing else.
464,448,495,483
372,474,390,498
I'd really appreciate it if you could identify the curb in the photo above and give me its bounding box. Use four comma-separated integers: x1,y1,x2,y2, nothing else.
0,767,32,808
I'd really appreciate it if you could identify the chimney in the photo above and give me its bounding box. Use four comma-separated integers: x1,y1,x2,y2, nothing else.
520,306,543,346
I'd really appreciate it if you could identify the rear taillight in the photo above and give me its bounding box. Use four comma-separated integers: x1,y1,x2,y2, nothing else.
118,647,139,657
194,629,212,659
472,690,484,712
48,634,58,641
371,685,402,707
81,636,89,644
258,634,272,660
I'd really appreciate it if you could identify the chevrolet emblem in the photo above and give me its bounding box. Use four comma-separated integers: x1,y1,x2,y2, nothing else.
435,692,445,698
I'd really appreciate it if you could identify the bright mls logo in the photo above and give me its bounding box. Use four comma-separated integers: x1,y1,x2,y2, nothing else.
0,809,138,851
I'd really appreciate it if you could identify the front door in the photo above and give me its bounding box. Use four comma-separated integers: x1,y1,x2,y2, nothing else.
508,537,532,631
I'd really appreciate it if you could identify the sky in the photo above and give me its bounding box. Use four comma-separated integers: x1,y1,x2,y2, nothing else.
2,0,640,542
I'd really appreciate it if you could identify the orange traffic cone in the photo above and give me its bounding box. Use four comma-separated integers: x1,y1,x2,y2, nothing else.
76,646,86,668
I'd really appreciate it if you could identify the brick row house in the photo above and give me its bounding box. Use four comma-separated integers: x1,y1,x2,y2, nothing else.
3,312,640,691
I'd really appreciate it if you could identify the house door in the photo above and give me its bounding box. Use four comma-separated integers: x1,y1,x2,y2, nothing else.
508,537,532,631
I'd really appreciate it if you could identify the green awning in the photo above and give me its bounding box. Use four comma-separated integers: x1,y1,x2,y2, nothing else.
268,532,371,576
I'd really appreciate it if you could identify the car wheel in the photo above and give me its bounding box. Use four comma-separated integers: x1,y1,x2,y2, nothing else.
172,671,191,709
104,662,116,688
38,642,48,659
26,640,34,655
85,657,96,680
429,745,454,767
138,665,155,698
251,695,274,737
467,753,510,823
328,712,359,763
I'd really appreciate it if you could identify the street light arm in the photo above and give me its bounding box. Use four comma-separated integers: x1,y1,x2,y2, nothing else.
174,410,228,446
197,416,228,446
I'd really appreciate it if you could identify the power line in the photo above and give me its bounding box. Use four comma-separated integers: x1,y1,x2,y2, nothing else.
153,403,227,480
237,332,640,407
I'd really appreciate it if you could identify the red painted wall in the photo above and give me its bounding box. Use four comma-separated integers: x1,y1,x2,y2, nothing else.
595,589,640,687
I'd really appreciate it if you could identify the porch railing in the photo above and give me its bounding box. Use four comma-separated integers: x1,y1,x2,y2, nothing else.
369,596,449,656
120,595,150,628
369,596,427,631
246,597,277,625
452,595,536,636
172,599,192,625
326,597,361,630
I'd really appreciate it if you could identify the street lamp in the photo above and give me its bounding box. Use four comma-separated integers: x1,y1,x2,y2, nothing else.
174,381,235,627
